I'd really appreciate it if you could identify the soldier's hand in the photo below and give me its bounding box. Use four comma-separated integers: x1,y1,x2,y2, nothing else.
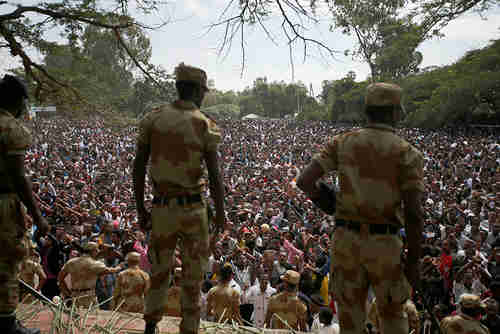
35,217,49,237
214,215,224,234
138,209,152,231
405,261,421,291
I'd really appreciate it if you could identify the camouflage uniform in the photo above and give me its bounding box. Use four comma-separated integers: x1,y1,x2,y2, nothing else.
367,298,420,334
0,108,32,314
164,268,182,317
59,246,109,308
140,63,221,334
266,270,308,330
18,254,45,303
111,262,150,313
206,280,243,324
440,294,490,334
313,83,424,334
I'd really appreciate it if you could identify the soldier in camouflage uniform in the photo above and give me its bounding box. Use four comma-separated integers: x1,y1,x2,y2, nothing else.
367,297,420,334
164,267,182,317
133,63,225,334
57,242,122,308
297,83,424,334
265,270,308,330
19,241,46,303
111,252,150,313
0,74,49,334
440,294,490,334
206,263,244,324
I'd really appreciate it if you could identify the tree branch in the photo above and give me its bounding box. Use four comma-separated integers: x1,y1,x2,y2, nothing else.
275,0,336,57
113,28,164,92
0,5,134,29
0,22,81,101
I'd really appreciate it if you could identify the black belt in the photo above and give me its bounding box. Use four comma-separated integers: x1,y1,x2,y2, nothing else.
72,288,93,293
336,219,400,235
152,193,202,206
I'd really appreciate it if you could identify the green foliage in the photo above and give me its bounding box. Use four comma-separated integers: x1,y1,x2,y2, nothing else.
402,39,500,127
319,39,500,127
201,104,241,120
25,24,176,115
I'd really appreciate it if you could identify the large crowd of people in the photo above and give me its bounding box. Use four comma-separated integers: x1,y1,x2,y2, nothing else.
21,116,499,333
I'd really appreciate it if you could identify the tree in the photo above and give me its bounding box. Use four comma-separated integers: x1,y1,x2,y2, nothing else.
0,0,169,105
326,0,498,81
326,0,425,81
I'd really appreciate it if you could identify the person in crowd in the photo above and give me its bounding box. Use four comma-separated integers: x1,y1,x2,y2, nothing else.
10,80,499,332
0,74,48,334
57,242,122,308
297,82,424,334
440,294,490,334
206,263,244,324
164,268,182,317
242,272,276,327
111,252,150,313
265,270,307,330
133,63,225,334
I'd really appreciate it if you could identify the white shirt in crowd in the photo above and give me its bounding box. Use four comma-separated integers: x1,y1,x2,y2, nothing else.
453,279,487,303
242,282,276,328
318,323,340,334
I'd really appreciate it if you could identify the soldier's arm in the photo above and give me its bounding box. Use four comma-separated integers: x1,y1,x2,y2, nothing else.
144,273,151,295
205,150,225,232
35,263,47,290
233,291,244,325
57,267,71,297
296,160,325,200
5,155,44,227
206,292,214,317
110,274,122,310
404,190,424,258
401,148,425,289
133,142,150,220
264,301,273,328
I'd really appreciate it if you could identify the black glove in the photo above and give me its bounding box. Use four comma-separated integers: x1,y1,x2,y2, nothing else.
310,181,336,215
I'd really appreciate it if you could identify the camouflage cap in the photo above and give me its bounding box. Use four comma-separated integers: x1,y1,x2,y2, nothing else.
175,62,208,90
280,270,300,285
459,294,486,309
84,242,99,253
365,82,404,110
126,251,141,264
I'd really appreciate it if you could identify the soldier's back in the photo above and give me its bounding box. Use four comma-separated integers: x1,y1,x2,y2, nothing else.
440,314,490,334
164,285,181,317
208,284,240,323
0,109,32,255
267,291,307,330
139,101,220,196
331,124,423,225
19,259,41,286
116,268,149,313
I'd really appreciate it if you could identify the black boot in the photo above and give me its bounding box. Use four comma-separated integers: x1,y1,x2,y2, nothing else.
144,322,157,334
1,315,41,334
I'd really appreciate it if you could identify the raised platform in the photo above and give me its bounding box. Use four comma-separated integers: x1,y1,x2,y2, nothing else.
17,303,295,334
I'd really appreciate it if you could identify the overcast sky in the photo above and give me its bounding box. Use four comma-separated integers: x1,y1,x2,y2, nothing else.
1,0,500,95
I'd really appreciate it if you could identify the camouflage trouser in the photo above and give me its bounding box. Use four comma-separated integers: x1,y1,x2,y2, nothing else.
331,225,411,334
71,291,97,309
0,194,29,314
144,198,209,334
